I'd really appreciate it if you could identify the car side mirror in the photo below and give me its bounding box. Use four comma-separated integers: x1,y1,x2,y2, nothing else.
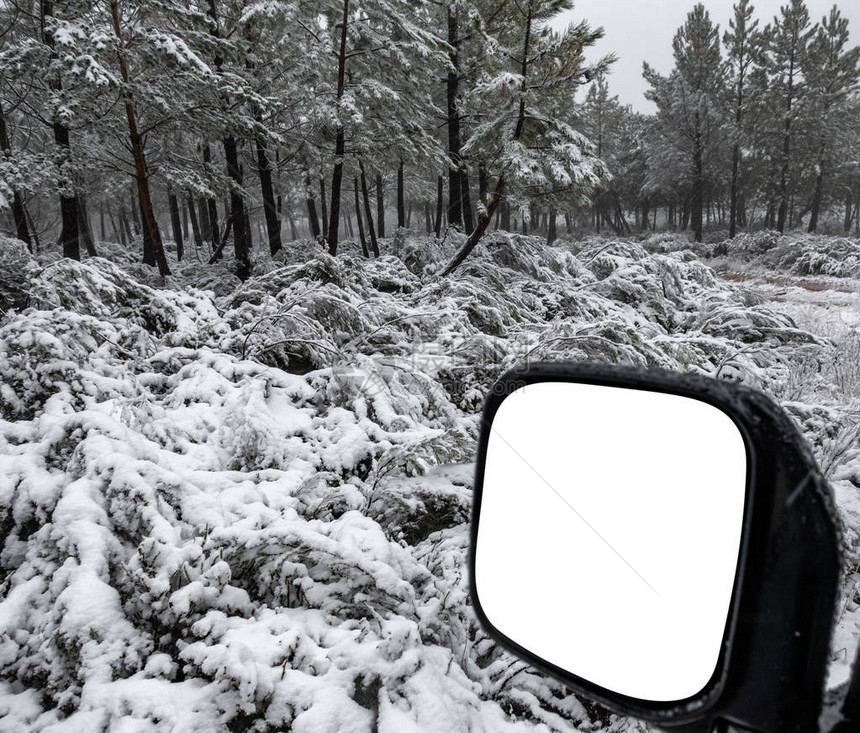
469,363,841,732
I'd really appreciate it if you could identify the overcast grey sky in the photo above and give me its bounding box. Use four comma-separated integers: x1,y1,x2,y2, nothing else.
549,1,859,113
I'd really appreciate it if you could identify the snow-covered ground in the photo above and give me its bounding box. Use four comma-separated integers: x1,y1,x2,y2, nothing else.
716,266,860,694
1,230,858,732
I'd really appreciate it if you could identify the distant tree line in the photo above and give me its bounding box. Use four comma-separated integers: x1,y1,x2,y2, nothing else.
587,0,860,243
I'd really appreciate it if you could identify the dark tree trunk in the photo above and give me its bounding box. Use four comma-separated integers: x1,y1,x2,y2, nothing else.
319,177,328,238
304,170,320,239
205,188,220,238
41,0,80,260
547,209,557,244
447,6,463,228
354,176,369,257
11,193,31,249
198,198,211,244
99,207,106,241
119,205,131,245
776,47,797,234
181,198,188,238
807,153,826,233
139,193,154,264
344,203,354,238
461,169,473,233
501,201,510,231
729,143,741,238
845,187,854,233
129,185,141,235
434,175,443,237
359,161,379,257
478,161,488,209
565,210,572,233
327,0,350,254
0,101,32,248
186,193,203,251
397,160,405,228
111,0,169,274
207,0,250,278
255,131,281,255
424,201,432,233
168,187,184,260
108,211,121,245
202,145,220,243
691,112,704,243
375,172,384,237
78,195,97,256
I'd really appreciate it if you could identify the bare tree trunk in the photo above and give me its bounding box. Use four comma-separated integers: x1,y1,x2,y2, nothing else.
202,144,220,243
181,198,188,238
434,175,443,237
375,171,384,237
425,201,432,233
199,198,212,245
256,128,282,255
397,160,405,228
119,205,131,245
327,0,350,254
0,101,32,248
354,176,369,257
207,0,250,279
461,168,473,233
807,152,826,233
547,209,557,244
359,160,379,257
186,193,203,251
41,0,80,260
691,112,704,243
111,0,169,275
447,5,463,228
168,186,184,260
344,203,354,238
78,195,97,255
319,176,328,237
776,47,797,233
304,170,320,239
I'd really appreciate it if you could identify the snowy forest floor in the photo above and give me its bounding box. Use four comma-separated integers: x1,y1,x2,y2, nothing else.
1,228,860,732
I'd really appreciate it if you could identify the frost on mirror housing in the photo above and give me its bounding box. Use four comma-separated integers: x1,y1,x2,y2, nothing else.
469,363,841,733
474,380,747,702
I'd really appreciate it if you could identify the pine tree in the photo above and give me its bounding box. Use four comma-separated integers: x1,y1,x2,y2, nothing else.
644,4,724,243
803,6,860,232
765,0,816,232
442,0,609,275
723,0,765,237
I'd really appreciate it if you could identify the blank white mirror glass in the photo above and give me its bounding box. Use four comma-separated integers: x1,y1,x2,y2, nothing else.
474,381,747,702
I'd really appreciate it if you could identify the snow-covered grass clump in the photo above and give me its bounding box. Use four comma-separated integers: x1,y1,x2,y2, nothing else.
0,231,849,732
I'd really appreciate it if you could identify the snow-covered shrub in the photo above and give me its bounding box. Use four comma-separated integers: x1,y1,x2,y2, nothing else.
0,235,36,312
1,234,835,732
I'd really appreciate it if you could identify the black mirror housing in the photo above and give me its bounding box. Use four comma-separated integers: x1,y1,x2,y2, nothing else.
469,362,842,732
